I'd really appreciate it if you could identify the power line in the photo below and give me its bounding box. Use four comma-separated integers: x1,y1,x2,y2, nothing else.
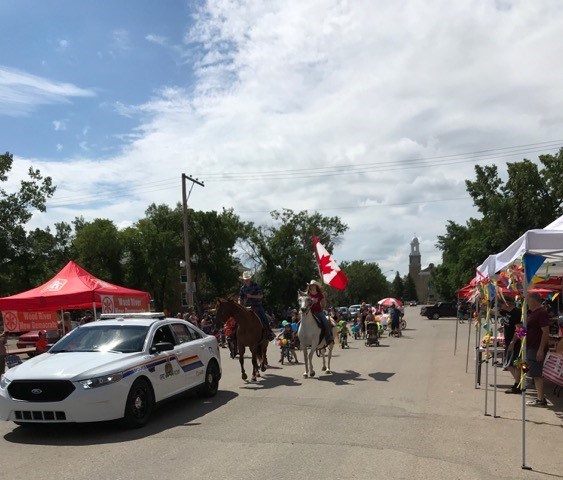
235,196,471,214
45,139,561,208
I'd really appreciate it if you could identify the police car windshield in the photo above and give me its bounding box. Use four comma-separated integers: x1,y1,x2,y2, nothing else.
51,325,150,353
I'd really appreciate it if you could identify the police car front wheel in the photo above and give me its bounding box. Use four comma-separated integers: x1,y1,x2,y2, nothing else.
122,378,154,428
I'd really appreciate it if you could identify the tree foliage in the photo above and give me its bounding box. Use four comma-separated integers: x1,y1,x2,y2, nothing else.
391,271,404,299
404,274,418,301
432,152,563,298
0,152,56,295
325,260,390,307
239,209,348,310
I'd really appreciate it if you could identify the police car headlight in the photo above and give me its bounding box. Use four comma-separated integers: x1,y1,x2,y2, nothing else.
0,375,12,390
80,373,123,389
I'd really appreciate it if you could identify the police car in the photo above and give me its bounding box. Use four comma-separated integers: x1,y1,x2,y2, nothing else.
0,313,221,428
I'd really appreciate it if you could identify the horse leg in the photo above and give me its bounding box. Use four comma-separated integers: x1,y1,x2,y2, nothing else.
239,345,247,381
302,345,309,377
326,344,333,374
308,344,316,377
321,348,327,371
262,342,269,369
250,350,259,382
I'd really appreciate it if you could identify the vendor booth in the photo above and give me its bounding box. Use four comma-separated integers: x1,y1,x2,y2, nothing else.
0,260,151,333
471,214,563,470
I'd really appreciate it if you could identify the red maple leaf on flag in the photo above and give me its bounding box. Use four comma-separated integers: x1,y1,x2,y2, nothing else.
319,254,334,275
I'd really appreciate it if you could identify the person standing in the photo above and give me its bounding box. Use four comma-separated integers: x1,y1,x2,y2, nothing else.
500,297,523,394
0,331,8,378
525,292,551,407
390,303,401,337
238,271,275,341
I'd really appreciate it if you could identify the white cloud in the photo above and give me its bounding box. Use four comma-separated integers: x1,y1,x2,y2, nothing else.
111,29,131,54
52,119,67,131
56,143,63,151
20,1,563,277
145,34,167,46
57,39,69,50
0,66,95,116
82,126,90,136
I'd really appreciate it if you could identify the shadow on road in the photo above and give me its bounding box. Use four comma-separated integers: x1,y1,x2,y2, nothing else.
316,370,366,386
239,372,301,391
369,372,396,382
3,389,238,446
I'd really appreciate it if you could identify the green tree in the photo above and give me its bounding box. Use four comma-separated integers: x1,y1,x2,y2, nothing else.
0,152,56,295
391,271,404,299
404,274,418,301
121,204,247,312
122,204,184,312
433,152,563,298
240,209,348,310
326,260,390,306
190,208,247,305
72,218,123,283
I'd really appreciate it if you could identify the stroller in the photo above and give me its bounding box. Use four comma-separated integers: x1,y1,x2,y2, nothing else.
365,321,380,347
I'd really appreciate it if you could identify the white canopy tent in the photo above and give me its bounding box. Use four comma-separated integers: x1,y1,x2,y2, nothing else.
471,213,563,470
476,213,563,280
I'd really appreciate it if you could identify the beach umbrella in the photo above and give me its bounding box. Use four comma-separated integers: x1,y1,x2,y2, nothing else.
377,298,403,307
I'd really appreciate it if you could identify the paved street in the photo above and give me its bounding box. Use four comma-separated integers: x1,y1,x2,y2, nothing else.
1,308,561,480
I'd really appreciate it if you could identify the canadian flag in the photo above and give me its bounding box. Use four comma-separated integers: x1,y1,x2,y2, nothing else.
313,236,348,291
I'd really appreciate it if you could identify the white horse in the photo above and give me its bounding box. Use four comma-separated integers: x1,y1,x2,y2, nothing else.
297,290,337,377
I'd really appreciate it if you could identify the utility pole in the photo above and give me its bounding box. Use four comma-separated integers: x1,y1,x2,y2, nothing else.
182,173,204,309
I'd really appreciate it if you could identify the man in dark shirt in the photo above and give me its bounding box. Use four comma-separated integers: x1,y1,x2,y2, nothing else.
525,292,551,407
500,297,522,393
238,271,275,341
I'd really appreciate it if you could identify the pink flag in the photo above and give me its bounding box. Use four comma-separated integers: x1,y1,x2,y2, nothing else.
313,236,348,291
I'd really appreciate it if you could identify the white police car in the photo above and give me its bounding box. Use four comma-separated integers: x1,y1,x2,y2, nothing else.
0,313,221,428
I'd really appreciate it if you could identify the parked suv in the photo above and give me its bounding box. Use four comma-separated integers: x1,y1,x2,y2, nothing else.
348,305,362,320
420,302,457,320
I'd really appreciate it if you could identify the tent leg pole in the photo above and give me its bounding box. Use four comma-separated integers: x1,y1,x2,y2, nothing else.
493,290,499,418
484,347,490,415
93,302,97,321
60,308,65,336
521,279,531,470
465,303,472,373
475,312,481,389
454,310,459,356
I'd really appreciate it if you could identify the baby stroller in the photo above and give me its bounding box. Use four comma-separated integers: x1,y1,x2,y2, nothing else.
365,321,380,347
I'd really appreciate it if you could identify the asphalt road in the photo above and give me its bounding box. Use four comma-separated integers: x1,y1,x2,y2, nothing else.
1,308,561,479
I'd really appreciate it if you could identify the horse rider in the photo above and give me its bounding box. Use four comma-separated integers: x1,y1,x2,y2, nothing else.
307,280,334,344
239,271,276,341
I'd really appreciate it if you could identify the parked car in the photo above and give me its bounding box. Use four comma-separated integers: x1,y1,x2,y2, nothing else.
337,307,350,321
348,305,362,320
420,302,457,320
408,300,418,306
16,330,60,349
1,313,221,427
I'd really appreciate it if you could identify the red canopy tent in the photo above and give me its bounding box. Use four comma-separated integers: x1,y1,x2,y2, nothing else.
0,261,151,313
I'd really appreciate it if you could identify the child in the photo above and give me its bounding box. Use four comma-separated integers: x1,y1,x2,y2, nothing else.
337,320,349,347
277,321,298,364
35,330,48,355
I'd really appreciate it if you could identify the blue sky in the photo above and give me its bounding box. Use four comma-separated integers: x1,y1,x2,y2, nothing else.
1,0,195,158
2,1,563,277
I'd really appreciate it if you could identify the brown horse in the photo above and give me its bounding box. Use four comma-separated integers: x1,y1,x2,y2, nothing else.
215,297,269,382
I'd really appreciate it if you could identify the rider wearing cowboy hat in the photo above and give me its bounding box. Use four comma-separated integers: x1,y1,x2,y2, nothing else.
307,280,334,344
238,271,275,341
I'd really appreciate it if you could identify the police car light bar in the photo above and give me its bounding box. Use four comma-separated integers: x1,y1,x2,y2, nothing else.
99,312,166,320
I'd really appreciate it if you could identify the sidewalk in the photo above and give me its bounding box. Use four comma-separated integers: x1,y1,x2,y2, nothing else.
426,318,562,478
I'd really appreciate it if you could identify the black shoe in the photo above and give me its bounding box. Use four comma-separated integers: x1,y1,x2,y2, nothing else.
505,385,521,394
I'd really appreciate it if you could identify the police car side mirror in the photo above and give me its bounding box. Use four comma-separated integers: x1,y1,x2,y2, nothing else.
150,342,174,354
